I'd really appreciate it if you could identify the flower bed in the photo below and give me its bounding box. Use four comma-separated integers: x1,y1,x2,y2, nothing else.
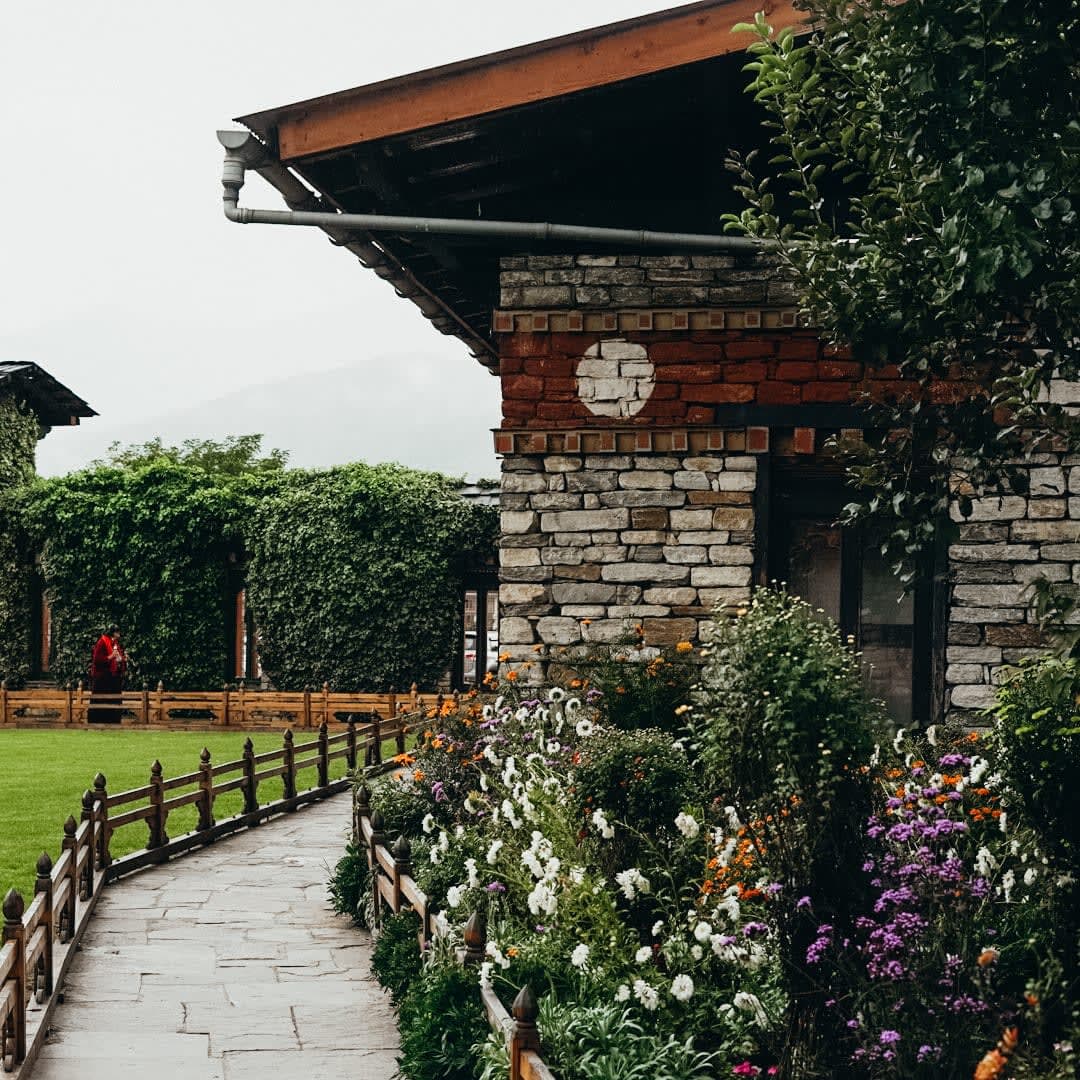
330,591,1079,1079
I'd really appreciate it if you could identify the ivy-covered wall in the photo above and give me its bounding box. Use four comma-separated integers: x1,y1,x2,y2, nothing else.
244,463,498,691
0,396,40,684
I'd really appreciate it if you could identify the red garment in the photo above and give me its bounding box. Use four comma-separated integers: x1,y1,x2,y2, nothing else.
91,634,126,683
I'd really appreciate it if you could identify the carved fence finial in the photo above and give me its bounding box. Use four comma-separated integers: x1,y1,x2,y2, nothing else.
63,815,77,838
93,772,107,793
3,887,24,923
463,910,486,965
36,852,52,879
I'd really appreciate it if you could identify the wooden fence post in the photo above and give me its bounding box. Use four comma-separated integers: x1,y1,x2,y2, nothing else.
242,737,258,814
317,720,329,788
369,809,385,926
64,683,73,726
367,713,382,767
79,790,95,899
395,705,407,755
141,683,150,725
237,683,246,727
154,681,165,726
282,730,296,802
353,783,370,845
147,760,169,855
34,853,54,1000
221,685,231,728
75,680,85,724
198,748,215,831
391,835,411,914
302,686,312,729
388,685,397,719
0,679,7,725
463,911,486,966
59,817,77,943
345,716,358,772
2,889,26,1067
510,986,541,1080
93,772,110,870
322,682,330,729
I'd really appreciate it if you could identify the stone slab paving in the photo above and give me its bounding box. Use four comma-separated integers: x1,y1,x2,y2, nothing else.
28,794,399,1080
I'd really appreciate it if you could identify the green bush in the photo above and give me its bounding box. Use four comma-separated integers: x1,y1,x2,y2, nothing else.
371,908,423,1006
328,838,371,928
397,961,486,1080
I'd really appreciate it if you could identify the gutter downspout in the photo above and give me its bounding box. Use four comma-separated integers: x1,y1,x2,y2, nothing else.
218,130,767,254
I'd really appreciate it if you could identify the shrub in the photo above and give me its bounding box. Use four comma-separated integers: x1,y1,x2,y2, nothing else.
371,909,423,1006
397,961,487,1080
327,838,371,928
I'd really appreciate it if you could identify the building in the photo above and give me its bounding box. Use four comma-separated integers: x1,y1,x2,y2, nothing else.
221,0,1072,724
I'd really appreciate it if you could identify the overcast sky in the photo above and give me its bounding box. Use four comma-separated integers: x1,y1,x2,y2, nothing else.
1,1,679,481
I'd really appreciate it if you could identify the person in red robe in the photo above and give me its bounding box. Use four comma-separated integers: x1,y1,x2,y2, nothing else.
88,625,126,724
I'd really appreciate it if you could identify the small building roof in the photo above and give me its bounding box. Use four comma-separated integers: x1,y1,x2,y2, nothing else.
0,362,97,429
233,0,804,368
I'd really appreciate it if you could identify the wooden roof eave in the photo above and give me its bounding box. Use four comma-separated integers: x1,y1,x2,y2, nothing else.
237,0,804,161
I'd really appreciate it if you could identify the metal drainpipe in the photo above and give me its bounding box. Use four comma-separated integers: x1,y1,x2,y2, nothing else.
218,130,769,254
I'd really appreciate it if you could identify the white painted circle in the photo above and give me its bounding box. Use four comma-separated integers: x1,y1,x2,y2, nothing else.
575,339,655,418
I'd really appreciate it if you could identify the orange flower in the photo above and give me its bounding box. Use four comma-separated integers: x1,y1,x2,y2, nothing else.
506,670,519,682
498,652,511,662
974,1049,1008,1080
413,769,425,782
392,752,416,765
506,947,519,958
675,641,694,653
582,618,592,626
977,948,999,967
569,678,583,689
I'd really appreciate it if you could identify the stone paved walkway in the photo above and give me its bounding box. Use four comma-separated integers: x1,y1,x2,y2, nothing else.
27,794,399,1080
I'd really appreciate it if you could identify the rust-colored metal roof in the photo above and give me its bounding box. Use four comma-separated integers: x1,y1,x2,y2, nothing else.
237,0,802,161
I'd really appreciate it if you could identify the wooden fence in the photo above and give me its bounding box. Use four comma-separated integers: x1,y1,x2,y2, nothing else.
0,711,409,1075
353,784,555,1080
0,682,441,730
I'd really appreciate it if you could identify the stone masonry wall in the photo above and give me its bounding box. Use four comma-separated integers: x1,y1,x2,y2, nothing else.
498,441,755,666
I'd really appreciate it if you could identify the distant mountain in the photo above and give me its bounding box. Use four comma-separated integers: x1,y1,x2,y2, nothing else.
36,358,503,481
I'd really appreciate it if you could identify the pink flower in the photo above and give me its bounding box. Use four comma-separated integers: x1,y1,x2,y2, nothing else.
733,1065,761,1077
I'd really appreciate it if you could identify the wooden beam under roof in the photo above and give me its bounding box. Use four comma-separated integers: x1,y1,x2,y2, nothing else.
239,0,803,162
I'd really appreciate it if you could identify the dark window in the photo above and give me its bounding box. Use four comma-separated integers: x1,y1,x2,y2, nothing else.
768,465,934,726
458,582,499,689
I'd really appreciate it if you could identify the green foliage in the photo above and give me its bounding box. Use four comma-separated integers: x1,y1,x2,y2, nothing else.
17,460,245,687
244,463,496,690
725,0,1080,577
328,838,372,928
0,397,40,684
92,435,289,476
575,638,698,733
397,960,486,1080
371,908,423,1006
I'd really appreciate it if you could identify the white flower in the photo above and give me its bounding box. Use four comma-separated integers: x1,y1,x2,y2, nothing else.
1024,866,1038,886
675,812,700,839
479,773,489,792
446,885,463,909
975,846,997,878
591,809,615,840
615,984,631,1002
421,813,435,834
968,756,990,786
487,839,503,865
501,800,522,830
1001,868,1016,903
565,697,583,713
429,845,441,865
723,806,742,831
478,961,493,989
544,857,561,880
632,979,659,1011
694,921,713,944
575,718,595,738
716,894,741,923
522,850,544,879
999,810,1008,835
546,739,562,755
615,868,650,901
438,831,450,852
733,991,768,1027
691,945,703,961
530,832,554,861
432,911,450,937
670,974,695,1003
571,943,590,969
651,919,664,938
569,866,585,885
926,725,938,747
892,727,906,753
483,744,502,767
465,858,480,889
547,687,565,703
635,946,652,964
527,882,558,917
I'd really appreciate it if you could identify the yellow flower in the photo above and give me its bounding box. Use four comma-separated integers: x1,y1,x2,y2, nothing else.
675,641,694,653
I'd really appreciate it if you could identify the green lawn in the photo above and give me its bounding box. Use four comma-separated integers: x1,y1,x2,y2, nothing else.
0,728,362,900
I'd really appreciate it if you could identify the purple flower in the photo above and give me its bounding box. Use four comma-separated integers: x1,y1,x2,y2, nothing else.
485,882,506,893
742,921,769,938
796,896,812,910
879,1030,901,1045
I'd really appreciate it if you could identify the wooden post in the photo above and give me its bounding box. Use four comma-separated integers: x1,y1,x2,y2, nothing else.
353,783,370,844
391,835,411,914
237,682,246,727
317,720,329,788
221,685,231,728
155,681,165,726
395,709,407,755
302,686,312,730
34,852,54,1000
242,737,258,814
60,817,77,943
367,713,382,767
2,889,26,1067
322,682,330,729
75,680,85,724
0,679,7,725
64,683,73,726
510,986,541,1080
197,748,215,831
282,730,296,802
463,911,486,966
388,685,398,721
141,683,150,725
79,790,95,899
369,809,385,926
345,716,358,772
92,773,110,870
147,760,168,854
